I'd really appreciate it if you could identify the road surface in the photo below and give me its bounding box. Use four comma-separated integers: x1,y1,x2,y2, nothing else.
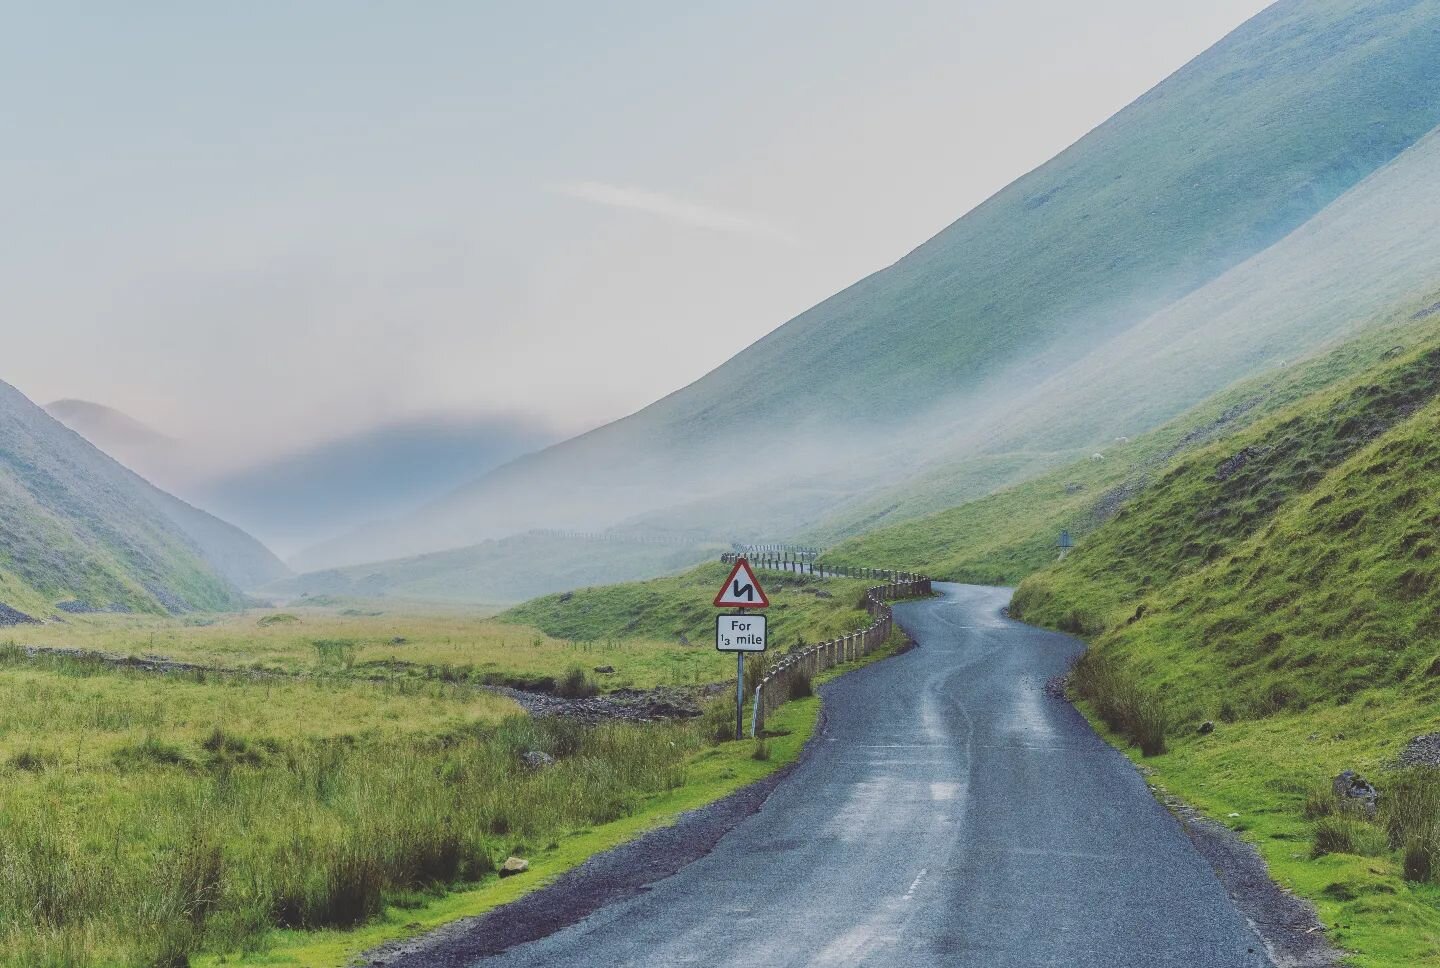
459,584,1273,967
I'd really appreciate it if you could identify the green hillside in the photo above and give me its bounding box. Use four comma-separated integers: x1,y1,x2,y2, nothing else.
825,291,1440,582
1002,318,1440,964
305,0,1440,574
271,532,725,606
0,380,283,618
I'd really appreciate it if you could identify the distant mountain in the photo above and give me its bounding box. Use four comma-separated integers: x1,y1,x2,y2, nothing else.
272,531,723,606
45,399,181,473
45,402,555,559
197,416,556,559
307,0,1440,572
2,381,286,618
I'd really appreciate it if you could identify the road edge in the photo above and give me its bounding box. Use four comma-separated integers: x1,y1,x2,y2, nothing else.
1162,792,1345,968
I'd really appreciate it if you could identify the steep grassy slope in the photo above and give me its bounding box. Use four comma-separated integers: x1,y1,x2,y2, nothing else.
0,380,283,616
1006,331,1440,964
809,120,1440,543
825,293,1440,582
271,532,724,606
306,0,1440,572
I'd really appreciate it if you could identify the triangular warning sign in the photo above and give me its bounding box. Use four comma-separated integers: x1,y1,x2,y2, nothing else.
714,557,770,608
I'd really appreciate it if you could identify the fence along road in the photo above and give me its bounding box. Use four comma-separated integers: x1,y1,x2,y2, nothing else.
718,552,932,736
458,581,1272,968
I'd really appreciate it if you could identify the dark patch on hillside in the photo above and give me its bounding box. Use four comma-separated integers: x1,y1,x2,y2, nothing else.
0,604,38,626
1409,300,1440,321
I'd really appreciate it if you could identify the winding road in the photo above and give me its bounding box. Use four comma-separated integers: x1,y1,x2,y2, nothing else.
400,583,1274,967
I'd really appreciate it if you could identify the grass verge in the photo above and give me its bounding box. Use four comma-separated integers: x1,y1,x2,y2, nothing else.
203,630,908,968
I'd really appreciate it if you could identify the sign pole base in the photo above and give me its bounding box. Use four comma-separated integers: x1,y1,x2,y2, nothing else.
736,650,744,742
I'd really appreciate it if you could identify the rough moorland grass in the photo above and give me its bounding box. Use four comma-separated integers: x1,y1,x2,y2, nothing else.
197,628,912,968
13,565,870,694
0,658,701,967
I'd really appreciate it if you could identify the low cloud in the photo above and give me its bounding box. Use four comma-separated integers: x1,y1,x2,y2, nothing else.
552,180,798,244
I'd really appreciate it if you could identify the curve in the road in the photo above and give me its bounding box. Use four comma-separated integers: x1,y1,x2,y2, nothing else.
389,583,1274,968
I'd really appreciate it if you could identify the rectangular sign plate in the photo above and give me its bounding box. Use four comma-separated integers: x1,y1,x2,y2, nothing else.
716,614,767,653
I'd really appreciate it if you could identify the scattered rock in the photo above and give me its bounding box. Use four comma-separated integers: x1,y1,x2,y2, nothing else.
54,600,132,615
520,751,555,769
1399,732,1440,768
1198,721,1215,735
499,856,529,878
490,684,708,725
677,633,690,647
1333,770,1379,817
390,636,408,645
593,665,615,674
0,604,39,627
1063,482,1084,494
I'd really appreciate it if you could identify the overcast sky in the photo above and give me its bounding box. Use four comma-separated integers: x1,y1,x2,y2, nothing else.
3,1,1272,463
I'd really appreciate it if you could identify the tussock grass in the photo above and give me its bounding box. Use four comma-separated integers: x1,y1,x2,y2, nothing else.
1069,650,1168,756
0,663,704,966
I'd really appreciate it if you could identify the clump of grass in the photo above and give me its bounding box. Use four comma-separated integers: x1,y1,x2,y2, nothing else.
7,748,55,773
1070,649,1169,756
257,613,300,627
113,735,195,770
312,639,359,670
1312,813,1389,858
751,739,770,761
701,696,739,743
1380,767,1440,883
556,666,597,699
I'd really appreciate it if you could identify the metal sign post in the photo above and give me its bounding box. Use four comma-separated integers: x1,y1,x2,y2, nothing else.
714,558,769,740
736,609,746,741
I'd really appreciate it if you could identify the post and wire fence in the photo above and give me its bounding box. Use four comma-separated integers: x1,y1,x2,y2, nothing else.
717,552,932,737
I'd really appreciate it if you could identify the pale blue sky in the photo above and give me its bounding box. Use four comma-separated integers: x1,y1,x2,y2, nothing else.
3,1,1271,465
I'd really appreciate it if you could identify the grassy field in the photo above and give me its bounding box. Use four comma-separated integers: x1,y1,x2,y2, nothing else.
1005,337,1440,963
0,559,888,967
12,561,869,695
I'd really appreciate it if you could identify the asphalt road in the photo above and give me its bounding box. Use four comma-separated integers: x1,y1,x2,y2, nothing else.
469,583,1272,967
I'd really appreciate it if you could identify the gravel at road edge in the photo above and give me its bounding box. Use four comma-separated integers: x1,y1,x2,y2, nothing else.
1168,796,1343,967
